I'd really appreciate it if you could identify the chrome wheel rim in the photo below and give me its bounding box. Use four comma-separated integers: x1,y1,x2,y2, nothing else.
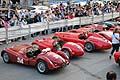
3,53,9,63
85,43,93,52
37,62,46,73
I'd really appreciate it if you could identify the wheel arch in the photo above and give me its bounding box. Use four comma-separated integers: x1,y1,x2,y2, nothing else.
61,47,72,57
56,50,69,59
36,57,55,70
32,42,39,46
52,36,59,39
1,50,7,57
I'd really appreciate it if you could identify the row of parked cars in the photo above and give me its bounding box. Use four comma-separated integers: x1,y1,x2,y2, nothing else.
1,20,120,74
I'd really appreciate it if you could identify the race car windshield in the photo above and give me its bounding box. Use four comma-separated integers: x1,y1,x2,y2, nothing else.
26,47,41,58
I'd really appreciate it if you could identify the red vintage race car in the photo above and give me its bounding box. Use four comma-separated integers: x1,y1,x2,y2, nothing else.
114,51,120,66
32,38,84,58
54,32,112,52
1,44,69,74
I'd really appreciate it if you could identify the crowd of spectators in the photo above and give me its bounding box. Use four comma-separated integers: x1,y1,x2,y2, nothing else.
0,0,120,28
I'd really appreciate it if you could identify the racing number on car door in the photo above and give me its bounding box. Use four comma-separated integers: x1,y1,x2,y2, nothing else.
16,48,29,64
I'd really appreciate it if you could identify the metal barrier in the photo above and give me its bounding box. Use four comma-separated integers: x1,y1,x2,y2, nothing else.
0,12,120,44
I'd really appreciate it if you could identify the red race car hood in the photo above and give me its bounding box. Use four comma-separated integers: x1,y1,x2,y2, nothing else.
63,42,84,52
88,36,111,43
43,51,66,64
88,36,112,49
99,31,112,37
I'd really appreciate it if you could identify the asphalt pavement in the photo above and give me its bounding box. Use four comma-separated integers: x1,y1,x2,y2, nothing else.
0,34,120,80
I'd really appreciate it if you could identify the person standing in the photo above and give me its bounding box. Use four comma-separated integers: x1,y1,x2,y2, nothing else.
109,28,120,59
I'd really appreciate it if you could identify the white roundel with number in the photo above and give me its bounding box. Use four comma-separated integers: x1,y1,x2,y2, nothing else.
41,48,51,54
17,57,24,64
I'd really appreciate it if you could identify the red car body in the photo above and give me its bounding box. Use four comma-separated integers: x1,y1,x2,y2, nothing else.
98,31,112,42
32,38,84,58
69,28,93,34
69,28,112,42
84,24,104,31
70,29,100,39
114,51,120,66
115,17,120,22
54,32,112,52
1,44,69,74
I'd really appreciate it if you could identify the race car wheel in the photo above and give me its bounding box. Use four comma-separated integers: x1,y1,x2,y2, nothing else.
62,49,70,58
2,52,10,63
85,42,94,52
37,60,48,74
118,63,120,67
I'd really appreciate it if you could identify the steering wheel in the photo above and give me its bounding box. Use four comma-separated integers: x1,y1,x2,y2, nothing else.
54,42,61,50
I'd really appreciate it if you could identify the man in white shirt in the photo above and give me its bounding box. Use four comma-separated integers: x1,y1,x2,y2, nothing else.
110,28,120,59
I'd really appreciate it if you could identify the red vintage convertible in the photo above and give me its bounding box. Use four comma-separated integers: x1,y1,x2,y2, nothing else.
1,44,69,74
32,38,84,58
114,51,120,66
54,32,112,52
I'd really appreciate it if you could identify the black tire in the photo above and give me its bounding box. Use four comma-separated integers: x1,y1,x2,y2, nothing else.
85,42,95,52
118,63,120,67
2,52,10,63
62,49,71,58
36,60,48,74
